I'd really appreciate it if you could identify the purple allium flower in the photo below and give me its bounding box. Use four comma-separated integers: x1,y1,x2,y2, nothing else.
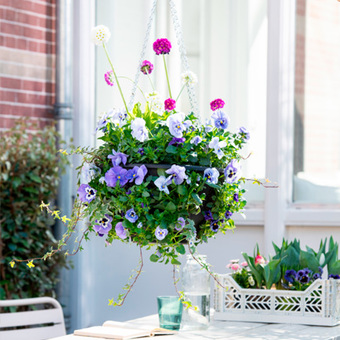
81,163,101,184
224,160,241,184
190,136,202,145
284,269,297,283
210,98,225,111
165,164,188,185
225,211,233,220
104,166,128,187
167,113,186,138
203,168,219,185
153,38,172,55
210,220,219,232
94,214,113,235
204,210,213,221
234,193,239,202
125,208,138,223
138,148,144,155
329,274,340,279
131,117,148,142
168,137,185,146
239,127,250,140
77,184,97,203
108,149,128,166
209,137,227,159
137,222,143,228
104,70,114,86
154,176,170,194
115,222,127,239
140,60,154,75
164,98,176,112
296,269,311,284
155,226,168,240
175,217,185,231
313,273,321,280
211,110,230,130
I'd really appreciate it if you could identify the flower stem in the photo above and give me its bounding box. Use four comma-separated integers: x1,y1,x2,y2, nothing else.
163,54,172,98
103,43,129,115
147,74,155,91
176,84,186,102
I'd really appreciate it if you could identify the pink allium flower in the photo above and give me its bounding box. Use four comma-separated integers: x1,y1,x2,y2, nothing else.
231,263,240,271
153,38,172,55
140,60,154,75
255,255,265,265
210,98,225,111
104,70,114,86
164,98,176,112
241,261,248,267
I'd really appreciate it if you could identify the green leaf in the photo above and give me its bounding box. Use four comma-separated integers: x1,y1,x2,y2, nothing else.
191,193,202,205
300,250,320,272
150,254,159,262
157,168,166,177
12,177,22,189
198,157,210,166
177,185,187,196
142,191,150,197
29,173,42,183
165,202,176,212
176,244,186,255
171,258,182,265
165,145,177,154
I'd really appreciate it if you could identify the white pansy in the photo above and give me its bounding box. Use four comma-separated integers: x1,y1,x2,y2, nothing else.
181,70,198,85
91,25,111,45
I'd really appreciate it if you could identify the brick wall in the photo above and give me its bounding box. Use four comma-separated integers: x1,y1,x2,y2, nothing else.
0,0,56,130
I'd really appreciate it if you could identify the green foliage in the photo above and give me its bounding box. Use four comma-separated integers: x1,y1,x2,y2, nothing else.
0,119,69,300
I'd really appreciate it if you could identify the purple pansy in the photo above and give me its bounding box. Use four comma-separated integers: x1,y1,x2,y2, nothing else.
95,111,112,132
104,166,128,187
175,217,185,231
284,269,297,283
165,165,188,185
104,70,114,86
155,226,168,240
190,136,202,145
210,220,219,232
126,165,148,185
224,160,241,184
203,168,219,185
94,214,113,236
131,117,148,142
204,210,213,221
211,110,230,130
234,193,239,202
115,222,127,239
167,113,186,138
296,268,311,284
168,137,185,146
225,211,233,220
164,98,176,111
329,274,340,279
77,184,97,203
209,137,227,159
140,60,154,74
153,38,172,55
154,176,170,194
210,98,225,111
137,148,144,155
108,149,128,166
125,208,138,223
239,127,250,140
313,273,321,280
112,108,127,126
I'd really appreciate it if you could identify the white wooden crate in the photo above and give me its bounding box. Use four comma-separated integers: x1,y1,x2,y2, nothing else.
214,274,340,326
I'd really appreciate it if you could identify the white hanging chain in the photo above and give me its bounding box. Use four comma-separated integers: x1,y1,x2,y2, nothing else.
128,0,199,116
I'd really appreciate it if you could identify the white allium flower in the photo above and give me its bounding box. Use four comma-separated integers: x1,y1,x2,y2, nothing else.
91,25,111,45
181,71,198,85
146,92,163,115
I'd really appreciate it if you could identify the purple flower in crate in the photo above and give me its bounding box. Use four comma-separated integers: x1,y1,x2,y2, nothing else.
225,211,233,220
210,98,225,111
140,60,154,74
296,268,311,284
203,168,219,185
125,208,138,223
210,220,219,232
167,113,186,138
175,217,185,231
115,222,127,239
108,149,128,166
318,266,323,276
94,214,113,236
224,160,241,184
284,269,297,283
104,70,114,86
211,110,230,130
168,137,185,147
165,164,188,185
104,166,128,187
329,274,340,279
239,127,250,140
155,226,168,241
313,273,321,280
77,184,97,203
153,38,172,55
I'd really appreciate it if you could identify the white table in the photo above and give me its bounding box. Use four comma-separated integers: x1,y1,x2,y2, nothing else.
50,314,340,340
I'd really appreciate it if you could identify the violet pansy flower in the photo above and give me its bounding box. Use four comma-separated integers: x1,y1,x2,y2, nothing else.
115,222,127,239
168,137,185,147
94,214,113,236
204,210,213,221
234,193,239,202
108,149,128,166
203,168,219,185
126,165,148,185
239,127,250,140
154,176,170,195
125,208,138,223
112,108,127,126
165,164,188,185
95,111,112,132
190,136,202,145
210,220,220,232
77,184,97,203
225,211,233,220
224,160,241,184
131,117,148,142
211,110,230,130
209,137,227,159
166,113,186,138
175,217,185,231
104,166,128,187
155,226,168,240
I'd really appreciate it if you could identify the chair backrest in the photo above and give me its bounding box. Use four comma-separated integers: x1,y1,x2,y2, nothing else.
0,296,66,340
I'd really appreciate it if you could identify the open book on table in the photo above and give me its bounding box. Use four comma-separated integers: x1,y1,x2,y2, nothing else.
74,320,177,339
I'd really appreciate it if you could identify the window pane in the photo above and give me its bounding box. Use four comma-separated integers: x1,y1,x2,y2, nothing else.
293,0,340,205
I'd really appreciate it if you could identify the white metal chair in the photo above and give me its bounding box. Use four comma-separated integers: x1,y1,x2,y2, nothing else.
0,296,66,340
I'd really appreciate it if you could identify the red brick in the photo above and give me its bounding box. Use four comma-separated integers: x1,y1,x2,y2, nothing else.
1,21,22,36
4,35,17,48
0,77,21,89
22,79,44,92
17,38,27,50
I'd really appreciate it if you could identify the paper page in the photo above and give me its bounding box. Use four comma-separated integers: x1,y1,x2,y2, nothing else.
74,326,149,339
